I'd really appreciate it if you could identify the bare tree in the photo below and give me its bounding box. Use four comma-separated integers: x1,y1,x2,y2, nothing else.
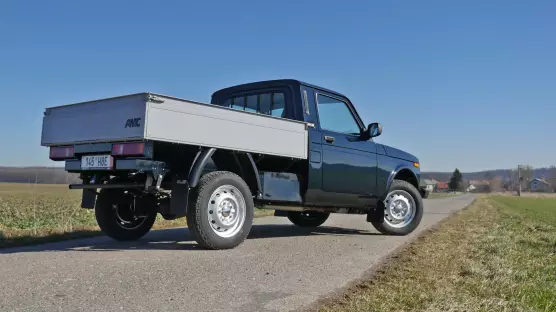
489,176,503,193
519,165,534,191
507,169,519,192
548,166,556,193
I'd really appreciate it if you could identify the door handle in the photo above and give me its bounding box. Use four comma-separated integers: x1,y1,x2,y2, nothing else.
324,136,335,143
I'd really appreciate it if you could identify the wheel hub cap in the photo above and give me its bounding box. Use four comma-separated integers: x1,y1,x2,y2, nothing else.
207,185,246,238
383,191,416,228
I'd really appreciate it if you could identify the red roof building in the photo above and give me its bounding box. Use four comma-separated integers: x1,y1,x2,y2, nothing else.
436,181,449,190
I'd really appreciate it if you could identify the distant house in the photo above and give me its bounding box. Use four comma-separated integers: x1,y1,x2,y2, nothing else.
420,179,436,192
436,181,449,192
467,180,490,193
468,180,490,186
529,178,552,192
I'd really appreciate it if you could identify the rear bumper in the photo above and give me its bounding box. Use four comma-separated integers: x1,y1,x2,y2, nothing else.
65,158,166,176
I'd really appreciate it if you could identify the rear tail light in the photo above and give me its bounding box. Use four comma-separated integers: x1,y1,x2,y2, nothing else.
112,142,146,156
49,146,74,160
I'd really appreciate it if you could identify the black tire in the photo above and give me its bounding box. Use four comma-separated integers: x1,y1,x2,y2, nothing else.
187,171,254,250
287,211,330,227
371,179,423,235
95,188,157,241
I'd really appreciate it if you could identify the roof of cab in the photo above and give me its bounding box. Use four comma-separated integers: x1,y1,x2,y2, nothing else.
210,79,349,100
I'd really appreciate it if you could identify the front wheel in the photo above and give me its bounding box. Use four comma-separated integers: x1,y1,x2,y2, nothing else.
95,189,157,241
287,211,330,227
371,179,423,235
187,171,254,250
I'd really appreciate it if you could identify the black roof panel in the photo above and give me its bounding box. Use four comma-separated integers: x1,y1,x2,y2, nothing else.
211,79,349,100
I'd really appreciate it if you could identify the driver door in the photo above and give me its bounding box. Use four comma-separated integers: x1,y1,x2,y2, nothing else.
315,92,378,207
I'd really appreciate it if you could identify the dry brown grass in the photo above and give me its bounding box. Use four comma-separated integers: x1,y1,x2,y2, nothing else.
314,195,556,312
489,191,556,198
428,192,461,199
0,183,273,248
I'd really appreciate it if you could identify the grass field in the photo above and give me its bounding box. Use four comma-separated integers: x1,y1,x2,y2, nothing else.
0,183,273,248
317,195,556,312
428,192,462,199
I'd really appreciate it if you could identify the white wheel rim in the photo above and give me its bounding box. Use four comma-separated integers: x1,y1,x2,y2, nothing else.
207,185,246,238
383,190,416,228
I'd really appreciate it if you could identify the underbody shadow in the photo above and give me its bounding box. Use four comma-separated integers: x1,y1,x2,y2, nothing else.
1,224,380,254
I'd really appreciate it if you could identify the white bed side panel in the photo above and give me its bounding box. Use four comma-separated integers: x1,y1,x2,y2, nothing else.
145,97,308,159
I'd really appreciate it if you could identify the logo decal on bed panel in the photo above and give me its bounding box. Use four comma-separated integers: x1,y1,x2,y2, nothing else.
124,118,141,128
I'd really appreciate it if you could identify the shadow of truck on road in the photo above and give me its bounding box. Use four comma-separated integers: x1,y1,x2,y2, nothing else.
1,224,380,254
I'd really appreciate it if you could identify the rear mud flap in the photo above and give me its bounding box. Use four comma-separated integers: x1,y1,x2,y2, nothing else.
81,190,97,209
274,210,288,217
162,174,189,218
366,205,384,223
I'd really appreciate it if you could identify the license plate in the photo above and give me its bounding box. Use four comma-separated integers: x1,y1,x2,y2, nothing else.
81,154,113,170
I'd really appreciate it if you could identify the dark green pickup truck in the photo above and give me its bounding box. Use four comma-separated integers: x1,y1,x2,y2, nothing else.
41,79,423,250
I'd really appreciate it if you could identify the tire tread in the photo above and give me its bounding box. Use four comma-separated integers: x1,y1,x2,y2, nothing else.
371,179,424,235
186,171,254,250
95,189,157,241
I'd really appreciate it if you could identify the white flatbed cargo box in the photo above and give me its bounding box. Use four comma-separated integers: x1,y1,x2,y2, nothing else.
41,93,309,159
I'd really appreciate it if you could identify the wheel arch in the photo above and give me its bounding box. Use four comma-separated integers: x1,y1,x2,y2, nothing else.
386,165,420,195
193,149,261,197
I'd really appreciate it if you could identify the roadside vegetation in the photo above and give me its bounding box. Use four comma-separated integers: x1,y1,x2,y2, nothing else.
317,195,556,312
428,192,461,199
0,183,273,248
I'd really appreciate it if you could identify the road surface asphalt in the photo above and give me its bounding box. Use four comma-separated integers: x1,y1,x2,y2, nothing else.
0,194,475,312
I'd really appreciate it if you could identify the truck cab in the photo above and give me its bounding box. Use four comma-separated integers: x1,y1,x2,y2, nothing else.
210,79,420,210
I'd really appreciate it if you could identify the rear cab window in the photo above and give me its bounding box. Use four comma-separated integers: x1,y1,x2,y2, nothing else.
218,91,288,118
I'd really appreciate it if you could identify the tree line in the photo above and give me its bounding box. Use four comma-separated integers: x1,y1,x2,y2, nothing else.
447,166,556,193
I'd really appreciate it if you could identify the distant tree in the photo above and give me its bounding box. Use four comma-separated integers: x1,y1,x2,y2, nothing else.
449,168,463,191
489,177,503,193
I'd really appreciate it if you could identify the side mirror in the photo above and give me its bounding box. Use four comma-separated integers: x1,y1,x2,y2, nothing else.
367,122,382,139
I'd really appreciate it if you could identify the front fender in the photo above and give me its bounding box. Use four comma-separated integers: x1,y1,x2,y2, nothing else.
386,165,419,190
377,154,420,198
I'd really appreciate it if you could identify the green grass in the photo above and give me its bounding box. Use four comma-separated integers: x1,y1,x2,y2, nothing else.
315,195,556,312
0,183,273,248
428,192,461,199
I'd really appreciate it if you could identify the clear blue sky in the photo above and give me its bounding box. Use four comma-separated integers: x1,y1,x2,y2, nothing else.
1,0,554,172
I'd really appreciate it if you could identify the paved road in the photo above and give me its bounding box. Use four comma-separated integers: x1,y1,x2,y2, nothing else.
0,195,475,312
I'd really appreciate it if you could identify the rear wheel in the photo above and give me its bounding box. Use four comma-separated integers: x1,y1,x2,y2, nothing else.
371,179,423,235
95,188,157,241
187,171,254,250
287,211,330,227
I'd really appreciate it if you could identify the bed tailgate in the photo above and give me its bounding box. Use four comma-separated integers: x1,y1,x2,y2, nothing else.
41,93,148,146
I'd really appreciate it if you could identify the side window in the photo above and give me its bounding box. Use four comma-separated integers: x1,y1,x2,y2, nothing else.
245,95,257,113
316,94,361,135
259,93,271,115
271,93,285,117
231,97,244,110
225,92,286,118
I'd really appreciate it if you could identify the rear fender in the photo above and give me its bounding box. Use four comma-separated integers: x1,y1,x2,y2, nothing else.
168,148,262,218
188,148,217,188
211,150,262,197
